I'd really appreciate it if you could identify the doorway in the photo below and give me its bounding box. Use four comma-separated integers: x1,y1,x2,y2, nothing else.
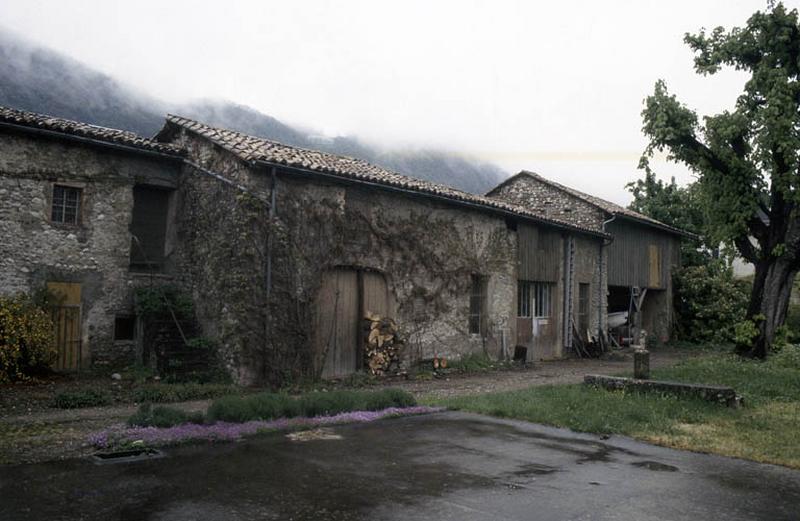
313,268,390,378
47,282,82,371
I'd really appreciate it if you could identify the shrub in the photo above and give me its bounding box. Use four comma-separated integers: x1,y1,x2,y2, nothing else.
134,286,193,319
365,388,417,411
127,403,204,428
206,388,417,424
52,389,112,409
132,383,237,404
207,395,257,423
673,261,750,344
296,391,359,417
0,293,56,383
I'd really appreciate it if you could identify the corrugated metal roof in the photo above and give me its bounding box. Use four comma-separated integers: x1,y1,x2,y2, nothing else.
161,114,610,238
0,105,183,156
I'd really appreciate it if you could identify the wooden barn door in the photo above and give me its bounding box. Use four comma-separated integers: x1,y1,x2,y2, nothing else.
47,282,82,371
314,269,390,379
315,269,359,379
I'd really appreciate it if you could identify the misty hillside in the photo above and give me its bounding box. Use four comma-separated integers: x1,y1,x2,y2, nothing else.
0,30,505,194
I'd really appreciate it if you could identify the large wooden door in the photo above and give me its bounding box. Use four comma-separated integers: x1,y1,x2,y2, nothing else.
47,282,82,371
314,269,391,379
315,269,359,379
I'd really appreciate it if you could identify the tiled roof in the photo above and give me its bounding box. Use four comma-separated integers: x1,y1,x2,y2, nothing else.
0,105,183,156
161,114,610,238
488,170,693,237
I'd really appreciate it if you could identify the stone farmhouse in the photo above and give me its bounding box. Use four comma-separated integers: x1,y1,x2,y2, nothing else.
0,106,687,385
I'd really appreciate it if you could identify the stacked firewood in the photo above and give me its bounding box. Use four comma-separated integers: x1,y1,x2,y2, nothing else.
364,313,402,376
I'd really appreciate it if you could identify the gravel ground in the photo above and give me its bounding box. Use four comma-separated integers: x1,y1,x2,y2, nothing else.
391,347,700,400
0,348,699,465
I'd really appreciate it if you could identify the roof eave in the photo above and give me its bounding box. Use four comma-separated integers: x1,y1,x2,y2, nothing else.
253,159,611,240
0,119,184,161
613,213,697,239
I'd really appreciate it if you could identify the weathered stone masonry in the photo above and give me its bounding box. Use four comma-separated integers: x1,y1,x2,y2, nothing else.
166,124,518,384
0,129,182,366
3,107,688,385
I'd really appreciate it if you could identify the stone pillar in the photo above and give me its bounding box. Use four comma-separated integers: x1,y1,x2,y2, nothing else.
634,349,650,379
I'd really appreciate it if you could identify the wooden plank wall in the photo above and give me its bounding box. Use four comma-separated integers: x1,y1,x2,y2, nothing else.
518,224,561,282
606,220,677,289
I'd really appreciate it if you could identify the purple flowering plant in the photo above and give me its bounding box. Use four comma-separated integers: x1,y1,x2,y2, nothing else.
89,406,443,450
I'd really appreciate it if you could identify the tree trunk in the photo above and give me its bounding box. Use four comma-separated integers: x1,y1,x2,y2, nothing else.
738,256,797,358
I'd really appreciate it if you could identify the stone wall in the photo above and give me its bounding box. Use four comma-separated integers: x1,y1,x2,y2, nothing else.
571,234,606,343
169,130,271,385
489,174,607,231
169,128,518,385
272,177,518,372
0,131,182,367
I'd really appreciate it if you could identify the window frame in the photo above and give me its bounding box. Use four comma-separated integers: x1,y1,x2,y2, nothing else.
518,281,554,319
469,274,488,335
50,183,83,226
533,282,552,318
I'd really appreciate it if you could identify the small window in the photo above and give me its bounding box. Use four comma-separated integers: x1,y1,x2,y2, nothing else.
114,316,136,341
517,282,531,318
469,275,487,335
51,185,82,225
518,281,553,318
534,283,552,318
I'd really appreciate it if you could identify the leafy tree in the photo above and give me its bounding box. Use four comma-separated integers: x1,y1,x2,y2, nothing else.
640,2,800,358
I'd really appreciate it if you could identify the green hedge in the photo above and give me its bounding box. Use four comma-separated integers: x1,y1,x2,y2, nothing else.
132,383,238,403
207,388,416,423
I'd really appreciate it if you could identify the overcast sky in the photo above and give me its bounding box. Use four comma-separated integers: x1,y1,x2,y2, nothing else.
0,0,777,203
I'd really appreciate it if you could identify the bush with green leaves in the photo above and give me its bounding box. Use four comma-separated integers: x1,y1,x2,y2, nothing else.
673,261,750,345
52,389,112,409
207,388,417,423
132,383,238,404
134,286,194,319
0,293,56,383
127,403,204,428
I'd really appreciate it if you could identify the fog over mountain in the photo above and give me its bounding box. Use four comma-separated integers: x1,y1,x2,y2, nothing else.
0,30,505,194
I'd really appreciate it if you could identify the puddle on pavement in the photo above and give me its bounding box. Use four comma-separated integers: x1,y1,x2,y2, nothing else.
513,463,560,476
631,460,679,472
286,428,343,442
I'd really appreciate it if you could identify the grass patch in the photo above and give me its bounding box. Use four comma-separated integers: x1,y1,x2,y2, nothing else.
52,389,112,409
207,388,416,423
430,350,800,468
447,353,497,373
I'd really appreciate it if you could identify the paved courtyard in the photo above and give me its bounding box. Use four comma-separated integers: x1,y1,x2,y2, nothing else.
1,411,798,520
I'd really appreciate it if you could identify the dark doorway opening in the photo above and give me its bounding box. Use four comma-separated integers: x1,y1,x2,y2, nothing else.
130,186,171,272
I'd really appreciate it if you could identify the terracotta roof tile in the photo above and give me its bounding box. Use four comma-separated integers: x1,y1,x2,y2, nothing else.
0,105,183,156
163,114,609,238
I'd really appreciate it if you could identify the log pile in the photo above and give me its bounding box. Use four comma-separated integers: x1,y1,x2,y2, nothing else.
364,313,403,376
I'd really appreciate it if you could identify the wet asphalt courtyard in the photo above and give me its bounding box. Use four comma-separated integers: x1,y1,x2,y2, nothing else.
1,411,799,520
